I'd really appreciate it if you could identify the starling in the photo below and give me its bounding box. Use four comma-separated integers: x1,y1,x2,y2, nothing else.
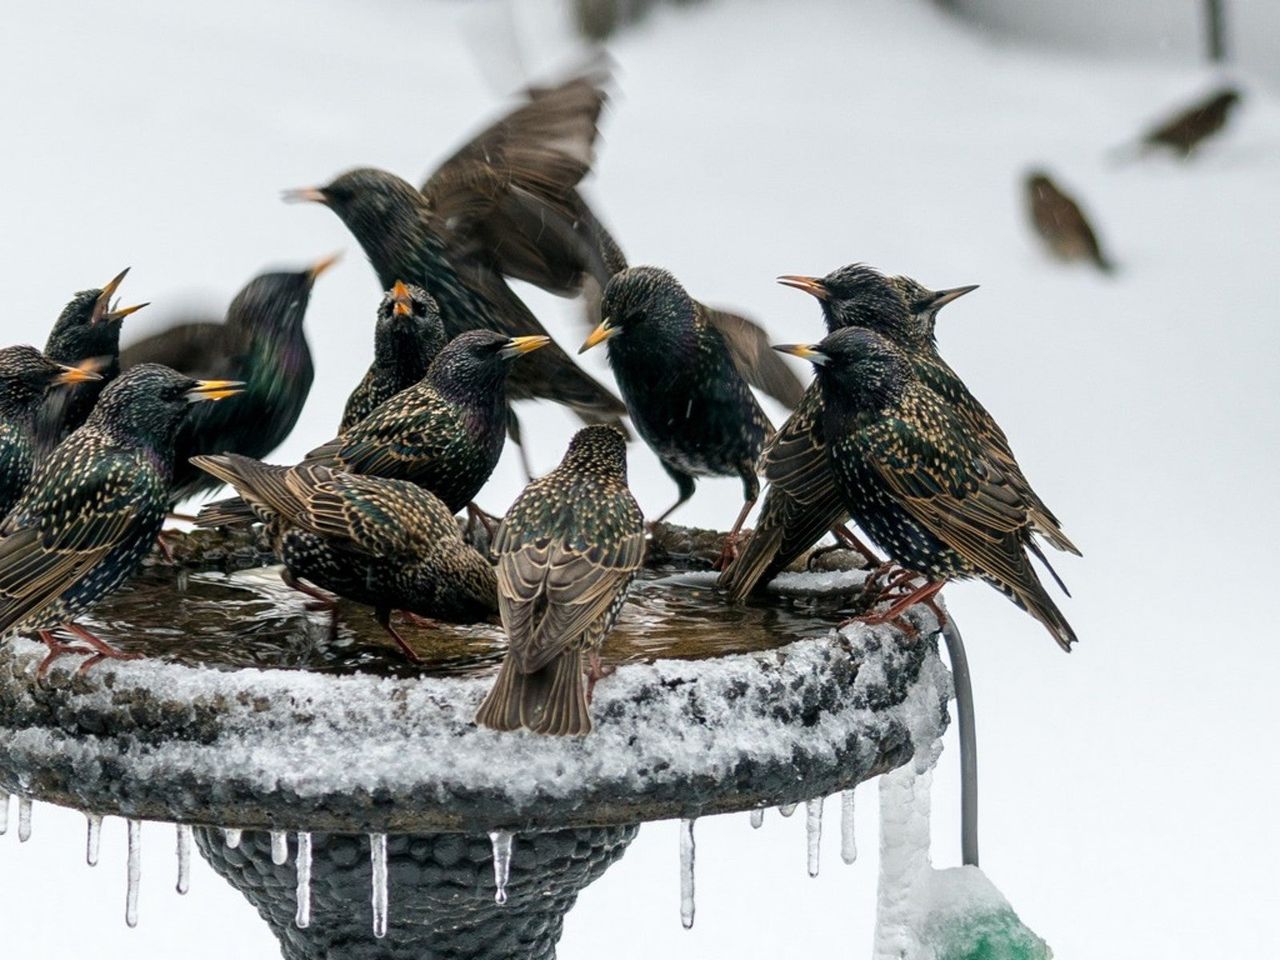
191,454,496,661
198,330,550,527
36,268,148,453
340,281,446,432
1138,86,1241,158
578,266,776,549
0,364,241,673
121,254,337,504
776,329,1076,650
476,425,644,736
282,67,627,456
0,346,103,516
1025,171,1114,273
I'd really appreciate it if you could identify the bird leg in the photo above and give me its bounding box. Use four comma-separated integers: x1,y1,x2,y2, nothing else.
806,525,883,572
375,607,424,663
714,498,757,571
154,531,178,564
281,569,338,612
35,629,94,680
400,611,439,629
585,650,616,704
842,580,947,637
37,623,142,678
465,503,501,541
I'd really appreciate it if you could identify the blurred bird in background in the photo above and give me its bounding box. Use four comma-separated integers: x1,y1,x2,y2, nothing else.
1025,171,1115,274
1130,85,1242,159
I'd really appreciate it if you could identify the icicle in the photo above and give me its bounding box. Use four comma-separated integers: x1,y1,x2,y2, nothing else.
295,832,313,929
749,808,764,829
778,802,798,818
489,830,514,905
270,830,289,865
176,825,192,894
679,818,696,930
86,813,103,866
806,797,824,877
17,797,32,842
223,828,242,849
369,833,388,939
125,819,141,928
841,789,858,864
0,790,9,835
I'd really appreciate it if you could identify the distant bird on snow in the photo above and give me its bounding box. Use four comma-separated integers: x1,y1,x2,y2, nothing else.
1024,171,1114,274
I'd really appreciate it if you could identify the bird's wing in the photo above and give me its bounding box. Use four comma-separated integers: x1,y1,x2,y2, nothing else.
310,399,450,481
701,304,805,408
0,443,153,631
120,321,242,379
759,386,833,507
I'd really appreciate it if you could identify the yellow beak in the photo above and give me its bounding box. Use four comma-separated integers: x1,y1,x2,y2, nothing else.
53,361,104,385
184,379,246,402
578,319,618,354
777,275,830,301
772,343,826,364
391,280,413,316
106,302,149,322
500,335,551,359
91,267,132,324
283,186,329,205
308,252,342,280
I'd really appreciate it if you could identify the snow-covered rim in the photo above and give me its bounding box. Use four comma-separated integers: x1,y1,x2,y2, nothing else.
0,574,950,833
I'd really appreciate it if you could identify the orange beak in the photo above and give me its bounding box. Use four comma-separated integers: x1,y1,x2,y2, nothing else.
777,275,830,301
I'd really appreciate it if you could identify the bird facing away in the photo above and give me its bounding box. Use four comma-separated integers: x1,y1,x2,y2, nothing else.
340,280,446,432
476,425,644,736
191,454,496,661
120,254,337,505
720,265,978,600
0,346,103,516
579,266,775,542
282,65,628,453
37,268,148,453
776,328,1076,651
0,364,241,673
1025,171,1114,273
1139,86,1241,158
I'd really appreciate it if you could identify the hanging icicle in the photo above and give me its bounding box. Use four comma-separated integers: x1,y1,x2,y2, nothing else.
271,830,289,866
295,832,313,930
749,808,764,829
679,818,696,930
370,833,388,939
223,828,242,849
778,802,798,818
17,797,32,842
841,789,858,864
86,813,103,866
125,819,141,928
176,824,192,894
806,797,824,877
0,790,9,835
489,830,514,905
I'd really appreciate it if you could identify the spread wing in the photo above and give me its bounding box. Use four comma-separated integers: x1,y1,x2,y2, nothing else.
121,321,242,379
702,304,805,408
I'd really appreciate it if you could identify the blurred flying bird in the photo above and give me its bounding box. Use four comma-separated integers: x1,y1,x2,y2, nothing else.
121,255,336,504
0,365,241,675
1133,86,1242,158
777,329,1076,650
476,425,643,736
1025,171,1114,273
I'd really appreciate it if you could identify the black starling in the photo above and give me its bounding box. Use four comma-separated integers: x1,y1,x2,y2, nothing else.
340,281,446,432
198,330,550,528
1025,171,1114,273
578,266,775,551
0,364,241,673
37,268,148,453
776,329,1076,650
191,454,497,661
121,254,337,504
1138,86,1242,158
0,346,103,516
476,425,643,736
282,67,627,454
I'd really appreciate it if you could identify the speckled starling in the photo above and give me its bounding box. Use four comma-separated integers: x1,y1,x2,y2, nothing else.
0,346,102,516
776,329,1076,650
578,266,776,546
1025,171,1114,273
476,425,644,735
1139,86,1241,158
340,281,446,432
282,67,627,455
121,254,337,504
0,364,241,673
37,268,148,453
191,454,496,661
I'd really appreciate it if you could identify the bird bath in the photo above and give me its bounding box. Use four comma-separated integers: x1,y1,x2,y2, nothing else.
0,524,950,959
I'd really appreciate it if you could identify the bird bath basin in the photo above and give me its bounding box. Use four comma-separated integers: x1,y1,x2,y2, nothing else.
0,524,951,959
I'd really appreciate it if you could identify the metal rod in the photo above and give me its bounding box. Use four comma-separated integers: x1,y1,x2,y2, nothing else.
1205,0,1227,63
942,618,978,867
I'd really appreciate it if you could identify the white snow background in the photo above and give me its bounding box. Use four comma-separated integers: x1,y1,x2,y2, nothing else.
2,0,1279,957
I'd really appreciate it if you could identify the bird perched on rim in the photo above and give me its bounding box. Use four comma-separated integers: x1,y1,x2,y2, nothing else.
1025,171,1114,273
120,254,337,505
0,346,103,516
776,328,1076,650
720,265,984,600
198,330,550,529
0,364,241,675
578,266,791,557
36,268,148,454
1131,86,1242,159
340,280,446,432
191,454,496,661
283,64,628,468
476,425,644,736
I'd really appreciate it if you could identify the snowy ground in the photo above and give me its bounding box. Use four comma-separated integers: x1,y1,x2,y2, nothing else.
2,0,1279,957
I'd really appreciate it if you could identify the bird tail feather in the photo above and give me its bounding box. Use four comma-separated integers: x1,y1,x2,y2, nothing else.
475,649,590,736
